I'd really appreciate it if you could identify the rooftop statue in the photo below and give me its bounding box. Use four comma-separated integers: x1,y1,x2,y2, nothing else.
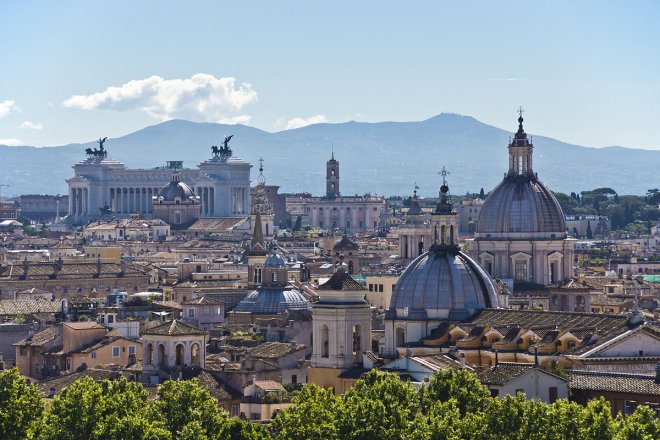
211,135,234,157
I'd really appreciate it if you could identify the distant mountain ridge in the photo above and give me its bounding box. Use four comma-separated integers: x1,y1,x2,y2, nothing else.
1,114,658,198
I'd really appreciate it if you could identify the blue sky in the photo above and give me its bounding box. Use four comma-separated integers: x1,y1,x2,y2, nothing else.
1,1,659,148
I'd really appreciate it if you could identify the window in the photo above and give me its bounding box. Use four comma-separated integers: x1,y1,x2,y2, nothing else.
378,284,384,292
291,374,297,384
20,347,27,356
91,352,97,359
188,308,195,318
112,347,120,358
108,315,114,324
128,346,136,356
549,387,558,403
231,404,240,417
490,389,500,397
368,284,374,292
515,262,527,281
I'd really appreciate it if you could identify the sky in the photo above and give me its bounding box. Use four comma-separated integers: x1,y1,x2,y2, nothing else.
1,1,659,149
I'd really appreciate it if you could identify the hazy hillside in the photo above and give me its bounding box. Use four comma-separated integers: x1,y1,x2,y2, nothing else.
1,114,658,197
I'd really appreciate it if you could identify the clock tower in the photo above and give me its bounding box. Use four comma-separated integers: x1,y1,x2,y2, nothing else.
326,152,340,199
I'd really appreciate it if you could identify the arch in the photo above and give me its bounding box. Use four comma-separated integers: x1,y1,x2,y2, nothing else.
158,343,165,366
145,343,153,365
175,343,185,366
352,324,362,355
321,324,329,358
191,343,201,367
395,326,406,347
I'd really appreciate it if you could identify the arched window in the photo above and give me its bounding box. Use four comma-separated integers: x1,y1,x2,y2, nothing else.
145,343,153,365
352,324,362,355
321,324,329,358
191,343,200,367
396,327,406,347
158,344,165,366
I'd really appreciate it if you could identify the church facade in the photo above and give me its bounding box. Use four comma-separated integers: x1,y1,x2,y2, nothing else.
66,140,251,225
285,153,387,233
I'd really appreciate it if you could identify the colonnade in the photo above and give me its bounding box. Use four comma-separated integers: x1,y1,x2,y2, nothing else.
230,186,248,214
110,187,160,214
69,187,89,216
196,186,215,216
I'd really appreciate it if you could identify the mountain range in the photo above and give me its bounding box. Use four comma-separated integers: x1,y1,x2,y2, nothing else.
1,113,658,198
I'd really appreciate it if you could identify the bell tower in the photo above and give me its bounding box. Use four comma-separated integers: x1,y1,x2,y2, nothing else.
326,151,340,199
507,107,534,178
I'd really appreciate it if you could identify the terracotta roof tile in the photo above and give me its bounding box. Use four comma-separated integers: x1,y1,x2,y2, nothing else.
569,370,660,396
142,319,207,336
317,271,366,291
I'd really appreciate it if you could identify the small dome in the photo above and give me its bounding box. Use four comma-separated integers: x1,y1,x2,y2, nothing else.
264,252,285,268
475,176,566,237
232,286,311,315
387,244,497,321
157,179,195,201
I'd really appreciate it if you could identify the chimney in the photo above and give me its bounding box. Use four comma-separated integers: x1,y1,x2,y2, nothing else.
534,346,539,367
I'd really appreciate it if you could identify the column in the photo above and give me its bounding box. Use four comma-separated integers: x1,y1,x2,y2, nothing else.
83,188,88,215
69,188,75,216
209,187,214,216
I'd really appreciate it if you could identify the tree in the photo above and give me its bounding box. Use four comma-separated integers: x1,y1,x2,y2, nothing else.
272,384,343,440
292,216,302,232
420,369,489,416
338,370,421,440
615,404,660,440
37,376,168,440
0,368,44,440
586,221,593,239
155,378,231,439
479,188,485,199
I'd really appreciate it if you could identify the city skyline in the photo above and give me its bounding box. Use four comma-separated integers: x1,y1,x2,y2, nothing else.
1,1,659,149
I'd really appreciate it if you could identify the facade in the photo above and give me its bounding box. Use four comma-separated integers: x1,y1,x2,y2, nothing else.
19,194,69,222
470,114,575,286
152,172,201,228
478,362,569,402
308,270,372,395
142,320,208,377
455,198,483,234
66,142,251,224
286,154,386,233
82,219,170,241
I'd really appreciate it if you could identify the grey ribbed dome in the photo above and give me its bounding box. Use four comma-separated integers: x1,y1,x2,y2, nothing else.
157,180,195,201
475,176,566,237
387,244,497,321
232,286,311,315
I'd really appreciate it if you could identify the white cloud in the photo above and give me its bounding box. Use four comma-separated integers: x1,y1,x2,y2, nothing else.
218,114,252,125
62,73,258,123
0,100,19,118
286,114,328,130
20,120,43,130
0,138,23,146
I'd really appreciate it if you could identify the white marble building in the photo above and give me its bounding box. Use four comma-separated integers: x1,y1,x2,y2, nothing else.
66,147,251,225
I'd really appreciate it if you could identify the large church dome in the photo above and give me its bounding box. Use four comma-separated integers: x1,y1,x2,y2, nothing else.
475,114,566,239
475,177,566,236
387,244,498,321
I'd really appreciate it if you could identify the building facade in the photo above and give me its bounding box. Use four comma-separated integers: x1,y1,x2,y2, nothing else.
66,143,251,224
286,154,386,233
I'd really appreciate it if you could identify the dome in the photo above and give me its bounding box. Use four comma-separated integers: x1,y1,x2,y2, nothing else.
387,244,497,321
264,252,286,268
232,286,311,315
475,176,566,237
157,174,195,201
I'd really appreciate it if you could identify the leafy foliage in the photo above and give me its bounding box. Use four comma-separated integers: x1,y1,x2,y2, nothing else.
0,368,44,440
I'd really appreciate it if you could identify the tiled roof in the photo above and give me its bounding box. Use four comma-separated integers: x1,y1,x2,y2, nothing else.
247,342,304,359
478,362,567,386
0,300,60,315
469,309,631,354
196,370,235,401
13,326,57,347
182,296,225,306
253,380,284,391
142,319,208,336
317,271,366,291
63,322,106,330
569,370,660,396
410,354,472,371
38,369,121,397
186,217,248,232
0,260,149,281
